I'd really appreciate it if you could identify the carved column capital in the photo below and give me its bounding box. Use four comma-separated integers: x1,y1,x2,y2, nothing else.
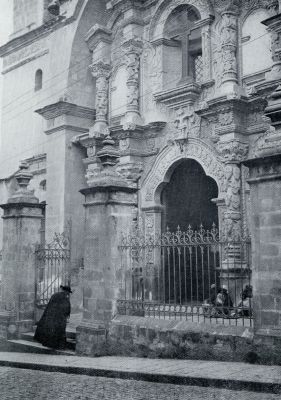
218,140,249,163
90,61,111,79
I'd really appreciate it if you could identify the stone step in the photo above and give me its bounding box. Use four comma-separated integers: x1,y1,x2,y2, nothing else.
26,328,76,342
7,339,75,356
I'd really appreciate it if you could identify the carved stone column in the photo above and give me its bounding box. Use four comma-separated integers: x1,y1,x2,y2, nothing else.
122,39,143,129
89,61,111,137
218,140,248,240
216,0,241,94
201,22,213,83
218,140,249,304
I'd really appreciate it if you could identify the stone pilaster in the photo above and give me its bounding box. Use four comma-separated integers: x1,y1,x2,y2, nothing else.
122,38,143,129
245,154,281,338
0,164,44,338
89,61,111,137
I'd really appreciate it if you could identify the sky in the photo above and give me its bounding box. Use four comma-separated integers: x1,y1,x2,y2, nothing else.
0,0,13,141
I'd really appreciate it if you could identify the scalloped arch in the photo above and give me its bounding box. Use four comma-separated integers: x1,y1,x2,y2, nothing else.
149,0,214,41
141,139,225,208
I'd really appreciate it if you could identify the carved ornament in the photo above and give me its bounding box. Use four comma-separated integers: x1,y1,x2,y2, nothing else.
213,0,241,14
141,139,225,206
174,106,201,139
218,140,249,162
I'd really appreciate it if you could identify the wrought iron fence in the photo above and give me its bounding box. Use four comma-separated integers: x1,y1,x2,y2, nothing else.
117,225,252,326
35,230,70,307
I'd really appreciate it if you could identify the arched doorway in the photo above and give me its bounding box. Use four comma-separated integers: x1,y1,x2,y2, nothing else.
161,159,219,232
159,159,219,304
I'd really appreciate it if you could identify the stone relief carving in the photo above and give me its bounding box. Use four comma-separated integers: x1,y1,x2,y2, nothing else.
122,39,143,123
224,164,241,211
142,43,162,88
213,0,241,14
90,61,111,136
143,140,225,204
242,0,278,15
174,106,201,139
220,12,238,84
254,125,281,156
218,140,249,162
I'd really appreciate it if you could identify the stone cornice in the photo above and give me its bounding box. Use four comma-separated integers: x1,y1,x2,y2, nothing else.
0,0,85,58
154,82,201,109
35,101,96,120
261,12,281,32
85,24,112,51
44,125,89,135
244,153,281,184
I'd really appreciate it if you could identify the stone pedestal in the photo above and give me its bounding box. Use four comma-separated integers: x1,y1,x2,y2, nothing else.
0,167,44,338
76,185,137,355
245,154,281,337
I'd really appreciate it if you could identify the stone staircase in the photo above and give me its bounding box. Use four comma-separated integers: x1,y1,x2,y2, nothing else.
6,313,82,355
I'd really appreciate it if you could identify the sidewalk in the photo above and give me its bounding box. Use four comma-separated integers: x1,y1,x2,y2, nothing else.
0,352,280,394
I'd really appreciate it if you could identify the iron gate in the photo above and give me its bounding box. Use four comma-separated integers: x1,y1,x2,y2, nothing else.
117,225,252,326
35,231,70,307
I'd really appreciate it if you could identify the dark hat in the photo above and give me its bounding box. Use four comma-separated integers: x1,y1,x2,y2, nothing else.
60,285,72,293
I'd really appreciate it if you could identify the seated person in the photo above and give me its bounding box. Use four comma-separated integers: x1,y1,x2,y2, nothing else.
237,285,253,317
214,286,233,316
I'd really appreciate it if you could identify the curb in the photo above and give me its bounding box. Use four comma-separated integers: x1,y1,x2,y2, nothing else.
0,359,280,394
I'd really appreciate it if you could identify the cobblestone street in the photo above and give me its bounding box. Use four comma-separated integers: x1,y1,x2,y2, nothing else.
0,367,280,400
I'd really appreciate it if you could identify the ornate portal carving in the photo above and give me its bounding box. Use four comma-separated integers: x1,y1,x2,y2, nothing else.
142,139,225,206
218,140,249,162
174,106,201,140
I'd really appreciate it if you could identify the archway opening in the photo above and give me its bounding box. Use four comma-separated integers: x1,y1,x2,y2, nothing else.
161,159,218,232
159,159,219,304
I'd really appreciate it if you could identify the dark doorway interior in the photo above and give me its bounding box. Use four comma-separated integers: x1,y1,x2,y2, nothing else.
161,159,219,232
160,159,219,304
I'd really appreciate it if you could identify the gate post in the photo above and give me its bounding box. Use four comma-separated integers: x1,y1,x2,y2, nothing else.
0,164,44,338
76,135,138,355
245,154,281,339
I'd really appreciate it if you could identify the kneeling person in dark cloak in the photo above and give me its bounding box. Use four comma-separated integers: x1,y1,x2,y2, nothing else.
34,285,72,349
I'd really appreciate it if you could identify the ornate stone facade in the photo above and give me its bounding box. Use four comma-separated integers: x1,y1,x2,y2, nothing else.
1,0,281,354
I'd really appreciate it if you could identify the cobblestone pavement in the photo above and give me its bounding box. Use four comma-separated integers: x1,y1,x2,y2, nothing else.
0,367,280,400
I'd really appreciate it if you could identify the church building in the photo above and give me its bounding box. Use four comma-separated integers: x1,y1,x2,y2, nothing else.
0,0,281,362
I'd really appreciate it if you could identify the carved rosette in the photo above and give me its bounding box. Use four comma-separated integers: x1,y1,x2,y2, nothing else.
122,39,143,123
89,61,111,137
